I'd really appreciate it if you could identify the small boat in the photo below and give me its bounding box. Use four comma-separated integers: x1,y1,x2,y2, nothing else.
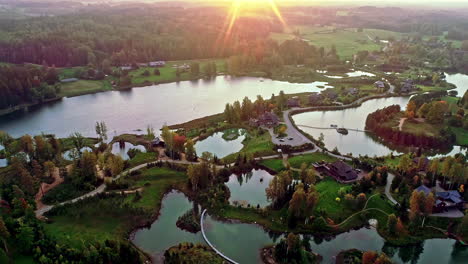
337,128,348,135
330,124,338,128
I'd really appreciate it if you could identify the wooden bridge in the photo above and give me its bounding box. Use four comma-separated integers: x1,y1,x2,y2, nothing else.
297,124,371,133
200,209,239,264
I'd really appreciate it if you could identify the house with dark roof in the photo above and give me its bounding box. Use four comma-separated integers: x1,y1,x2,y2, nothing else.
308,93,324,105
326,160,358,182
324,90,338,101
415,185,432,195
151,137,165,148
249,112,280,128
287,96,300,107
347,88,359,96
374,81,385,89
434,191,464,212
149,61,166,67
400,79,415,93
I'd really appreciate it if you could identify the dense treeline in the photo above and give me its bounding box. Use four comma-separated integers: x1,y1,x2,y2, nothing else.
0,65,60,109
366,105,455,149
0,7,281,67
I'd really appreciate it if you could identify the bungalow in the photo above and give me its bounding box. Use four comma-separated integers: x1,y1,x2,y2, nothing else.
435,191,464,212
374,81,385,90
400,79,415,93
326,160,358,182
250,112,280,128
308,93,324,105
151,137,165,148
347,88,359,96
414,185,465,213
287,96,300,107
323,90,338,101
149,61,166,67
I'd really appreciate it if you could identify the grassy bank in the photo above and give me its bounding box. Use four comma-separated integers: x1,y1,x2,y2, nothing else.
59,80,113,97
43,167,187,247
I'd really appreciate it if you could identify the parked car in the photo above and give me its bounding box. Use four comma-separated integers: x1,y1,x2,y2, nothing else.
279,139,285,142
288,137,294,140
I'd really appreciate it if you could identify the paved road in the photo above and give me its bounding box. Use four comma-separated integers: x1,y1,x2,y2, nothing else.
385,173,399,206
269,109,311,147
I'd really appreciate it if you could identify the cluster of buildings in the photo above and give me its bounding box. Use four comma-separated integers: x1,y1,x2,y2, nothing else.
120,61,166,71
415,185,465,213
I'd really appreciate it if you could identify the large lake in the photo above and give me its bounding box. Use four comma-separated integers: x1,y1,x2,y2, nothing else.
0,76,329,138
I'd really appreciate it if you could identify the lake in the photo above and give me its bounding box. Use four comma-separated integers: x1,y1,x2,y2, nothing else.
195,129,246,158
0,76,328,138
446,72,468,95
0,144,6,167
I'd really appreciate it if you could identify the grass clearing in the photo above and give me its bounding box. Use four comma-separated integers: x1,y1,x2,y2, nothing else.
128,59,226,85
315,177,352,219
402,119,441,137
223,131,275,163
44,167,187,247
259,158,285,172
59,80,112,97
288,152,338,168
128,152,157,167
271,26,403,59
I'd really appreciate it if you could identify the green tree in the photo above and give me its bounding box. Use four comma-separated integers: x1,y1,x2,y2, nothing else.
387,214,398,235
95,121,108,142
190,62,200,76
0,217,9,255
185,139,197,161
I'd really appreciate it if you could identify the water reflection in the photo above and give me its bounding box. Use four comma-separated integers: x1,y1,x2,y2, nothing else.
195,129,246,158
0,76,326,138
111,142,146,160
225,169,274,208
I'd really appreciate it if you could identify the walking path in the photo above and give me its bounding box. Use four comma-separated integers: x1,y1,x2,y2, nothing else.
297,125,370,133
385,173,399,206
200,209,238,264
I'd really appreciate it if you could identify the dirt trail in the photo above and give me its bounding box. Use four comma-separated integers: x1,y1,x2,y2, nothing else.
35,167,64,211
398,118,407,131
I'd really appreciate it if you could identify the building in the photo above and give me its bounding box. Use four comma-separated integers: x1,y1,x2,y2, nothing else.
323,90,338,100
326,160,358,182
400,79,415,93
414,185,465,213
287,96,300,107
434,191,464,213
249,112,280,128
149,61,166,67
120,66,132,71
308,93,324,105
151,137,165,148
374,81,385,90
347,88,359,96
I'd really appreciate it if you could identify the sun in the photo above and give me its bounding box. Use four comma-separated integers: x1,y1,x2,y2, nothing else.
225,0,286,36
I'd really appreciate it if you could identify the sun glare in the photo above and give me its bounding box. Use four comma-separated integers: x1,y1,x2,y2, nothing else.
218,0,286,48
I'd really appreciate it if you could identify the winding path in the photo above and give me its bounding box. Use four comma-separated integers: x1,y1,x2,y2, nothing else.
200,209,239,264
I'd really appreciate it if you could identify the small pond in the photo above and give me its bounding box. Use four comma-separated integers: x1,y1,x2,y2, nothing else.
132,191,204,262
225,169,275,208
62,147,93,161
111,142,146,160
346,70,376,77
195,129,246,158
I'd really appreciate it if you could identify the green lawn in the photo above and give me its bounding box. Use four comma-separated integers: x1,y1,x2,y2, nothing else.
58,67,86,79
271,26,403,59
450,126,468,146
315,177,352,219
259,158,285,172
59,80,112,97
223,131,276,163
288,152,338,168
128,59,226,85
128,152,157,167
44,167,187,247
402,119,441,138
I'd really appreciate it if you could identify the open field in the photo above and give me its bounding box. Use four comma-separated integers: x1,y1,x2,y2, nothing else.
44,167,187,247
288,152,338,168
128,59,226,85
271,26,403,59
59,80,113,97
315,177,352,219
223,131,275,163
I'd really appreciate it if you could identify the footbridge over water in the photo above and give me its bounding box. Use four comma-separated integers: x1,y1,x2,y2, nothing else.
297,124,371,133
200,209,239,264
